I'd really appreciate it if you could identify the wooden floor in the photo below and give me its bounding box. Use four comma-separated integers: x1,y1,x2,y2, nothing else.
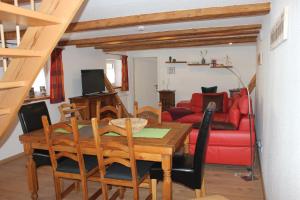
0,156,264,200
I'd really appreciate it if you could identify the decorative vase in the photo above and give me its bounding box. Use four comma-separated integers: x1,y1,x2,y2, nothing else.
29,87,35,98
201,57,206,64
169,56,172,62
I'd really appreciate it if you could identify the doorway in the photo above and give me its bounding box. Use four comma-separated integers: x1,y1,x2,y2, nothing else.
133,57,158,107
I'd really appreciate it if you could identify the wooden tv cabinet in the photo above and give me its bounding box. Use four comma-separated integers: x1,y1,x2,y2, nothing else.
69,92,117,120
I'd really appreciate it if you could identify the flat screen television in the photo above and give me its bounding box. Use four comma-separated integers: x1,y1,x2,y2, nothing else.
81,69,105,96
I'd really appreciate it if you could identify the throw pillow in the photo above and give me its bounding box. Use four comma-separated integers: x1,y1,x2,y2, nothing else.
203,94,223,113
201,86,217,93
168,107,194,121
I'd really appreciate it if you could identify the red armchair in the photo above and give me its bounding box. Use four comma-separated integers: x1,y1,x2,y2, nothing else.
162,91,255,166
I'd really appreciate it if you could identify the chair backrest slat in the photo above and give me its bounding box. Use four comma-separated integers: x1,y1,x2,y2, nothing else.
96,101,122,123
134,101,162,124
92,118,138,185
59,103,83,122
42,116,85,173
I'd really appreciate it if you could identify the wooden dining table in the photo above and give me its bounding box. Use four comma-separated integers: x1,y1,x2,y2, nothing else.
19,121,192,200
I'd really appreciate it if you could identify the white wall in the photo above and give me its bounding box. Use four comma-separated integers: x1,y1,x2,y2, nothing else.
256,0,300,199
128,45,256,103
0,47,129,160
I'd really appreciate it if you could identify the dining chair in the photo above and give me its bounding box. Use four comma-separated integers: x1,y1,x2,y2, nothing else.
58,103,85,122
42,116,101,200
96,100,122,124
91,118,153,200
133,101,162,124
149,102,216,200
18,101,52,168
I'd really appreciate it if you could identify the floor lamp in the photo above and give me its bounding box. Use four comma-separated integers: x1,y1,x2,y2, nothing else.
225,67,256,181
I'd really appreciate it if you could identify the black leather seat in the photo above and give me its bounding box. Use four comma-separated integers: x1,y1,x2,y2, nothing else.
150,102,216,197
18,101,52,167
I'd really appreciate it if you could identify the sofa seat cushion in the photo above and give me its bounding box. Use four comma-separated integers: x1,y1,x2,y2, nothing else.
168,107,194,121
192,121,236,130
189,129,251,147
213,113,228,122
176,113,203,123
162,111,173,122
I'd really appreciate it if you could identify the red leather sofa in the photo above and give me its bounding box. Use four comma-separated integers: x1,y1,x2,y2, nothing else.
162,90,255,166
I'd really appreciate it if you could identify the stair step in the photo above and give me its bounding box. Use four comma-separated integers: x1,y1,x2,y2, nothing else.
0,2,61,26
0,81,27,89
0,48,44,57
0,108,10,116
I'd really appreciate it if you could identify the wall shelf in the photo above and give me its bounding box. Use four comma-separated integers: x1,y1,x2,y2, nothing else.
165,61,187,64
187,63,210,66
210,65,233,68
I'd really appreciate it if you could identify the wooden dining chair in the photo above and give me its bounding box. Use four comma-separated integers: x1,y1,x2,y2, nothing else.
42,116,101,200
96,101,122,124
149,102,216,200
58,103,86,122
91,118,153,200
133,101,162,124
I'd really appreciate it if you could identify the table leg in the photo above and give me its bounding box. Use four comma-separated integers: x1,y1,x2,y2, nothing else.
162,154,172,200
24,144,38,200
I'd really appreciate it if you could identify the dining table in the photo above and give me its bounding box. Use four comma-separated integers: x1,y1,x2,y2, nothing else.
19,121,192,200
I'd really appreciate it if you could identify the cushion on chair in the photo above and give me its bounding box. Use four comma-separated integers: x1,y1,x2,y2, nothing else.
56,155,98,174
168,107,194,121
201,86,217,93
105,161,153,181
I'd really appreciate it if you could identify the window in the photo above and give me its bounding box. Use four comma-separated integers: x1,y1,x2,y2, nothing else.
32,69,47,93
106,59,122,87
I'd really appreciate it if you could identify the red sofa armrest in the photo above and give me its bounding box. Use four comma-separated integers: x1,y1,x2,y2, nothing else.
176,100,191,109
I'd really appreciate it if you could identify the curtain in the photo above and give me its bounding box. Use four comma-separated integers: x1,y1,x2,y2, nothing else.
50,48,65,104
121,55,129,91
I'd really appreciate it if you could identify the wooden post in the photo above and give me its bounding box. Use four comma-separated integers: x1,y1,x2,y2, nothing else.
0,24,8,72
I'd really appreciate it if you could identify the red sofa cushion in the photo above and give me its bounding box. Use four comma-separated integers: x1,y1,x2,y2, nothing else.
189,129,252,147
190,93,203,113
176,113,202,123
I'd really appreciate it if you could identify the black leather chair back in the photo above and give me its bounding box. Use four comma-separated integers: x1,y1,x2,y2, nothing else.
193,102,215,186
19,101,51,133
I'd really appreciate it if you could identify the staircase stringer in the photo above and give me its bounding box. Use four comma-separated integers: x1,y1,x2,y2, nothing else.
0,0,84,141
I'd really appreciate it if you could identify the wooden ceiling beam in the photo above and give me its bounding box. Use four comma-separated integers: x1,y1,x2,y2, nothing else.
59,24,261,46
98,36,257,52
75,30,259,48
66,3,270,33
89,35,257,49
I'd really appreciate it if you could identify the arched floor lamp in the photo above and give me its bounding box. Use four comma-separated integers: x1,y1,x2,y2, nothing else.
225,67,257,181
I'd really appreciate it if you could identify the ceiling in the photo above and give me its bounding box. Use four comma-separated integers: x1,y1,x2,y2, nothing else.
62,0,268,40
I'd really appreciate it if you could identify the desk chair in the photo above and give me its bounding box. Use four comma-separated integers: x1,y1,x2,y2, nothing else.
133,101,162,124
18,101,52,167
150,102,216,199
42,116,101,200
91,118,153,200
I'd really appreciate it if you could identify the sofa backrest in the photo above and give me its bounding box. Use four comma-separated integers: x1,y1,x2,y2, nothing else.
190,92,229,113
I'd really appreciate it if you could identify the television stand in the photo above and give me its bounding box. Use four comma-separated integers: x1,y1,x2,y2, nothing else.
69,92,117,119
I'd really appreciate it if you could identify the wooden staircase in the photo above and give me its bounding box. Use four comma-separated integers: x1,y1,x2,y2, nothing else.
0,0,84,140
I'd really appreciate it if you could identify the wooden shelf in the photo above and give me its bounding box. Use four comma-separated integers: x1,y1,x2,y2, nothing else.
24,95,50,103
165,61,187,64
0,2,61,26
210,65,233,68
187,63,210,66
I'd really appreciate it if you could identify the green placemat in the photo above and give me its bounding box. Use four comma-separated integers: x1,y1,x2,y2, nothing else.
54,124,88,133
105,128,170,138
